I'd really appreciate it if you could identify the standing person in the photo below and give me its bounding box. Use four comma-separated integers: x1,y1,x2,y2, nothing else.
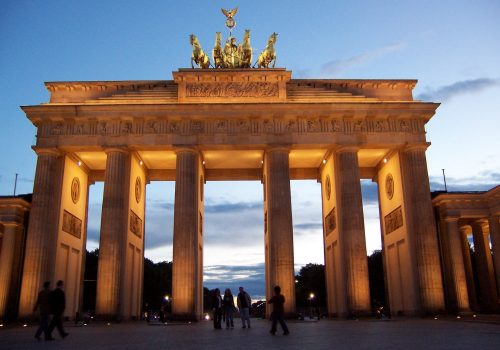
222,288,235,329
33,281,51,340
268,285,289,335
211,288,223,329
46,280,69,340
237,286,251,328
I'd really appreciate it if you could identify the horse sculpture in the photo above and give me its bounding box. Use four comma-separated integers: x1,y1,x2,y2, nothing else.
190,34,211,69
239,29,252,68
255,32,278,68
212,32,225,68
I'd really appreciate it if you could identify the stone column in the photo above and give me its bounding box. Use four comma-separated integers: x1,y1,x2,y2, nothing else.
489,215,500,298
400,146,445,313
335,147,370,315
18,150,64,317
460,226,478,311
172,149,201,320
264,148,295,315
0,223,23,320
96,149,131,319
443,217,470,313
471,220,498,312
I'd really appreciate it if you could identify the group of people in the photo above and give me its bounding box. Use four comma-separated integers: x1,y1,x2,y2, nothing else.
211,286,252,329
211,285,289,335
33,280,68,341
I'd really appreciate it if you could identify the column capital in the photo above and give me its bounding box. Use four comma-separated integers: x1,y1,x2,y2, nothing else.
265,146,291,154
103,147,129,155
174,147,199,155
400,142,431,153
32,147,63,157
444,216,460,223
335,145,359,154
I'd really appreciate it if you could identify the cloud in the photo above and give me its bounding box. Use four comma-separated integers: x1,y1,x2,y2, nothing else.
294,222,322,230
320,42,406,76
204,201,262,214
417,78,500,102
203,263,266,300
429,170,500,192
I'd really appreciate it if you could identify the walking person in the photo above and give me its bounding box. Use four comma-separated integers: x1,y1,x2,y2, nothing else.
222,288,235,329
33,281,51,340
237,286,251,328
46,280,69,340
212,288,223,329
268,285,289,335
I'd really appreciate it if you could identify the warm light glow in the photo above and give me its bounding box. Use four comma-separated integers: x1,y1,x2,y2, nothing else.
77,160,82,166
309,293,315,299
139,160,143,166
164,295,170,302
202,160,206,165
456,316,461,319
204,314,210,321
295,279,298,283
434,316,438,320
473,314,477,318
383,158,388,164
0,324,3,327
23,324,28,327
322,159,326,164
107,322,111,326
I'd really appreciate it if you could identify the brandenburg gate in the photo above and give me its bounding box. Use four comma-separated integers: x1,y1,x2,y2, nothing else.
15,66,447,320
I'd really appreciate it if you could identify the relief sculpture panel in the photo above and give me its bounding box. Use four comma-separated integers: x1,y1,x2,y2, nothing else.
186,82,279,98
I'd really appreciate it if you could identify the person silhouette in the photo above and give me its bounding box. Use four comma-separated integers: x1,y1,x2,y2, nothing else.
46,280,69,340
268,285,289,335
33,281,51,340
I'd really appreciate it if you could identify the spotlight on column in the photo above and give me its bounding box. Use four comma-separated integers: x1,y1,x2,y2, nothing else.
139,160,143,166
322,159,326,164
383,158,388,164
78,160,82,166
202,160,206,165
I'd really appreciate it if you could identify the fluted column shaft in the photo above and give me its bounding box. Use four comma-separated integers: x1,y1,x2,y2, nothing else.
460,226,478,311
0,224,22,320
265,149,295,315
471,221,498,311
400,147,444,313
489,215,500,298
335,148,371,315
172,150,200,320
96,149,131,318
18,151,64,317
443,218,470,312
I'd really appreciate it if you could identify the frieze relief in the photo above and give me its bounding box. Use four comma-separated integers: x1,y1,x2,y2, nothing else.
186,82,279,98
384,206,404,235
62,210,82,239
38,116,422,138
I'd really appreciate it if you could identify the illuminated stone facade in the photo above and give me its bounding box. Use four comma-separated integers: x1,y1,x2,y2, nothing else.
433,186,500,313
1,68,467,321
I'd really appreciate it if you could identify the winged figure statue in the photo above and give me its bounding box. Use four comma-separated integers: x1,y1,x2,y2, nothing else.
221,7,238,32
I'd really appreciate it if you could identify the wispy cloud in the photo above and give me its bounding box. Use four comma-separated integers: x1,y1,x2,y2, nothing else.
417,78,500,102
429,170,500,192
320,42,406,76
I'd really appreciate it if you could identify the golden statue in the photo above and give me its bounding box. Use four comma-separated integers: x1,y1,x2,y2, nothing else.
221,7,238,34
190,34,210,69
255,32,278,68
239,29,252,68
223,36,241,68
212,32,225,68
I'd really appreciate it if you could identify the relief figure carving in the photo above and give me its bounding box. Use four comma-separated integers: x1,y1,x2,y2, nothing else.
186,82,279,98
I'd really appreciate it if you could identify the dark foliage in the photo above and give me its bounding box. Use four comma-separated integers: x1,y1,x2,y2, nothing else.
82,249,98,311
143,259,172,310
368,250,386,307
295,263,326,307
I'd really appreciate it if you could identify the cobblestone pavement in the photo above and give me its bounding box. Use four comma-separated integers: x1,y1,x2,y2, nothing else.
1,316,499,350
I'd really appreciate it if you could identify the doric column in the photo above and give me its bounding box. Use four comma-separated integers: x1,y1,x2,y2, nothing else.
0,223,23,320
172,149,203,320
489,215,500,298
442,217,470,313
459,226,478,311
18,149,64,317
96,149,131,319
400,146,445,313
335,147,370,315
471,220,498,312
263,148,295,316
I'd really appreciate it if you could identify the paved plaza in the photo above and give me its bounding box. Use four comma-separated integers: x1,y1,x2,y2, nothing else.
1,317,499,350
